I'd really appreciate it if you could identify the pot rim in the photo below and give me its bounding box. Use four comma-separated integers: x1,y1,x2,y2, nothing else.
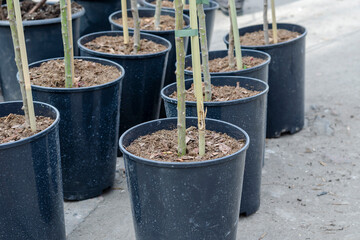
0,101,60,150
23,56,125,93
161,76,269,106
0,3,85,27
223,23,307,49
142,0,219,11
183,49,271,76
108,8,191,34
78,30,172,59
119,117,250,168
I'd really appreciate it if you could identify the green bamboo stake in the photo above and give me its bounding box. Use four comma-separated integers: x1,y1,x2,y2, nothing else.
263,0,269,45
131,0,140,52
7,0,29,127
121,0,129,44
197,3,211,101
11,0,37,131
59,0,74,87
66,0,75,85
271,0,278,44
189,0,205,156
174,0,186,156
228,0,242,70
154,0,162,30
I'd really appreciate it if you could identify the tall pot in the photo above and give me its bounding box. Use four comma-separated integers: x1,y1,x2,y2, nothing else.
120,117,249,239
0,3,85,101
78,31,171,138
0,101,65,239
224,23,307,137
28,56,125,200
161,76,268,216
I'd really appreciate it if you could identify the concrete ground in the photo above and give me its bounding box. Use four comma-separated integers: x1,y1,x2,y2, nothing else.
2,0,359,239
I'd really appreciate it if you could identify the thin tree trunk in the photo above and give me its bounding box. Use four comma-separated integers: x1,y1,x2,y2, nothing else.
59,0,73,87
189,0,205,156
154,0,162,30
271,0,278,43
228,18,235,70
174,0,186,156
28,0,46,15
7,0,29,126
197,3,211,101
263,0,269,45
131,0,140,53
229,0,242,70
121,0,129,44
10,0,37,131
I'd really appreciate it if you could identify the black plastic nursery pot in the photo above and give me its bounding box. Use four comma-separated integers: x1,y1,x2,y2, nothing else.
142,0,219,53
0,4,84,101
0,101,65,239
75,0,130,36
224,23,307,138
120,117,249,239
27,56,125,201
109,8,190,92
184,49,271,82
161,76,268,216
78,31,171,138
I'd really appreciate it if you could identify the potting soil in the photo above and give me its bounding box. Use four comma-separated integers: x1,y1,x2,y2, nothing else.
115,15,182,31
240,29,300,45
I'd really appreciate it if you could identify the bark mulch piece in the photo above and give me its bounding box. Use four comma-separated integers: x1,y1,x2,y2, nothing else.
150,0,189,9
170,82,260,102
240,29,301,46
30,59,121,88
186,56,265,73
84,36,167,55
0,113,54,144
0,0,83,21
126,126,245,162
115,15,181,31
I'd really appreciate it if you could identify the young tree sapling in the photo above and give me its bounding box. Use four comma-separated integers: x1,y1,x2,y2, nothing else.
131,0,140,52
263,0,269,44
7,0,36,131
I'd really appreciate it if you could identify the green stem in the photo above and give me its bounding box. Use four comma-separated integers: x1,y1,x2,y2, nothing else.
131,0,140,52
154,0,162,30
189,0,205,156
229,0,242,70
7,0,30,126
59,0,73,88
197,3,211,101
174,0,186,156
263,0,269,44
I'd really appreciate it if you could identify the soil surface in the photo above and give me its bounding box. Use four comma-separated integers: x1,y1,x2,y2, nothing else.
0,113,54,144
84,36,167,55
186,56,265,72
170,82,260,101
149,0,189,9
115,15,182,31
126,126,245,162
240,29,301,45
30,59,121,88
0,0,83,21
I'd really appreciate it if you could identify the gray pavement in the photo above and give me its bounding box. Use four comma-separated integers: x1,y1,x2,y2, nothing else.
3,0,360,239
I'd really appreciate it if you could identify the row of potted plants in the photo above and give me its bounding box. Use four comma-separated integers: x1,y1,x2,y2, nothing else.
0,0,306,239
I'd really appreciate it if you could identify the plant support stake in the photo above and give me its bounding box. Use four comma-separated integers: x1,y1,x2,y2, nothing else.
154,0,162,30
121,0,129,44
263,0,269,44
60,0,74,87
10,0,37,131
66,0,75,85
197,2,211,101
174,0,186,156
271,0,278,43
131,0,140,52
229,0,242,70
189,0,205,156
